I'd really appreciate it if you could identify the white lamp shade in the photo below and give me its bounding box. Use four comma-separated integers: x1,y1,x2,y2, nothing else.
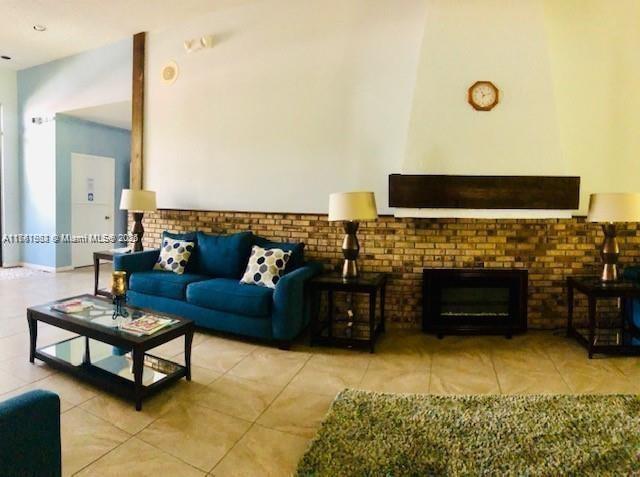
587,193,640,222
119,189,157,212
328,191,378,222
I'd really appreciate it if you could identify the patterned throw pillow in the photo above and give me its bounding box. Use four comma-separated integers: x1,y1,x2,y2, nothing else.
240,245,292,289
154,237,195,275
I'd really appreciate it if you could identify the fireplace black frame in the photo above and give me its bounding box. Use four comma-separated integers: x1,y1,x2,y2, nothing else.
422,268,528,338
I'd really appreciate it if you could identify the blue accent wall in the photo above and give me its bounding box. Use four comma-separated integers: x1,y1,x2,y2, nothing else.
55,115,131,267
17,38,131,268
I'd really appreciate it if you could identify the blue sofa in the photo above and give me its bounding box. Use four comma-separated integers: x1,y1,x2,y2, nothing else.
0,390,61,477
114,231,322,347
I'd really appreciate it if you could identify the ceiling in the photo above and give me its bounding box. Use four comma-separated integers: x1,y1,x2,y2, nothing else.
0,0,250,70
62,101,132,130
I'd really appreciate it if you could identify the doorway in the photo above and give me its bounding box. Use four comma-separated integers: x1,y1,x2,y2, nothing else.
71,153,115,268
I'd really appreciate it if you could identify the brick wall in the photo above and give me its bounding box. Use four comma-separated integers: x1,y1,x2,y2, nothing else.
141,210,640,329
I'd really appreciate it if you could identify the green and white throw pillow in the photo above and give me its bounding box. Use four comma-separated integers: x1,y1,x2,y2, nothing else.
154,237,195,275
240,245,292,289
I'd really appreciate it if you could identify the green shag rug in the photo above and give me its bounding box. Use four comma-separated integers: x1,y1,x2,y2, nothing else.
296,389,640,476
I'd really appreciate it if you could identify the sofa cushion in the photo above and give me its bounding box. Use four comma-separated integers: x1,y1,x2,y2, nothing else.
154,236,195,275
186,278,273,317
254,236,305,272
194,231,253,278
240,245,292,289
163,231,198,273
129,271,209,300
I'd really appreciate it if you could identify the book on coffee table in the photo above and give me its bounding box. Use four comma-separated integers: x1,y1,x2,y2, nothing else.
120,315,178,336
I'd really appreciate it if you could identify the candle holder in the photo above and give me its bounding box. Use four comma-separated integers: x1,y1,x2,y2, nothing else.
111,271,129,320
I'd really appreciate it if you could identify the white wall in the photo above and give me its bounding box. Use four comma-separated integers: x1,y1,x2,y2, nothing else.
145,0,640,216
145,0,427,214
0,67,19,266
403,0,564,177
543,0,640,214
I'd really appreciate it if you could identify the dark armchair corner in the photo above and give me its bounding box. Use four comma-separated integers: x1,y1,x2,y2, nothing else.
0,390,61,477
623,266,640,330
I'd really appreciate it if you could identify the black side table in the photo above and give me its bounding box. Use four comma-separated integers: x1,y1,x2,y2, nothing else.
308,272,387,353
567,276,640,358
94,250,131,298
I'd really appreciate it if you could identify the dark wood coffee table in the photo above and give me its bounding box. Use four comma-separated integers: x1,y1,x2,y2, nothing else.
27,294,194,410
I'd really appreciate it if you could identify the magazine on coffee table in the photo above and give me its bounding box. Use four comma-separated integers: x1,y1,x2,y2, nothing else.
120,315,178,336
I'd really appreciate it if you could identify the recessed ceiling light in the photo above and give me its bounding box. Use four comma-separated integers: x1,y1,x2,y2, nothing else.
33,25,47,32
1,55,11,60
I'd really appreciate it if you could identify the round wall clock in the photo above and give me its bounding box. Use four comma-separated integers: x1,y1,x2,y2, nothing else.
468,81,499,111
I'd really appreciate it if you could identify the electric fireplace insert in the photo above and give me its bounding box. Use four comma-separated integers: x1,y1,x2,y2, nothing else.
422,268,528,338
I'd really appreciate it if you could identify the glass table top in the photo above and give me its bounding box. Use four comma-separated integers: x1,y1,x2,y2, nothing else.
51,295,146,330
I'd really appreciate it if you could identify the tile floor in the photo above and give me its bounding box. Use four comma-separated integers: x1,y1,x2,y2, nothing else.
0,266,639,476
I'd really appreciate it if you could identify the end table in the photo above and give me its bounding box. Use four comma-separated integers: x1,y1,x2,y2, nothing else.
94,250,130,298
567,276,640,358
308,272,387,353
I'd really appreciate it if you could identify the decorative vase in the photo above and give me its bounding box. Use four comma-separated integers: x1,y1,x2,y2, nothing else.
111,271,129,319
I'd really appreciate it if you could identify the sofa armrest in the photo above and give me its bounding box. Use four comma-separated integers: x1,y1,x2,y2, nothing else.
0,390,61,477
113,249,160,276
623,266,640,282
272,261,324,341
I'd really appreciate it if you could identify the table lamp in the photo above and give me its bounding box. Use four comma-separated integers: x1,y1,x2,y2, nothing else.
587,193,640,282
120,189,157,252
328,191,378,279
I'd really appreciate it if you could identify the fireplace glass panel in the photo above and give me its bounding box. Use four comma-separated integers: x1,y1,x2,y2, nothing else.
440,286,510,318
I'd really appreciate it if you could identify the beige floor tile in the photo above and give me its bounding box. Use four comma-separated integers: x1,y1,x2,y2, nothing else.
555,360,638,394
366,350,430,373
0,315,28,338
305,348,372,370
0,368,27,394
610,356,640,382
492,348,572,394
430,353,500,395
211,425,309,477
228,348,310,386
61,407,130,476
495,369,571,394
359,367,430,394
30,372,97,405
0,355,56,383
289,359,368,396
196,375,282,421
138,403,251,472
80,394,158,435
191,338,254,373
257,387,334,438
77,437,205,476
0,332,30,360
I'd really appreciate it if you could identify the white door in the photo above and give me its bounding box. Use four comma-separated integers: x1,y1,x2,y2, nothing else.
71,153,115,268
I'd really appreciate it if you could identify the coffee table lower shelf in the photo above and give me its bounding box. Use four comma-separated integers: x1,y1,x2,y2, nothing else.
34,336,187,410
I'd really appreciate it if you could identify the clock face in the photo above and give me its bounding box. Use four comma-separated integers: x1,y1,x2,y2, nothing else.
468,81,499,111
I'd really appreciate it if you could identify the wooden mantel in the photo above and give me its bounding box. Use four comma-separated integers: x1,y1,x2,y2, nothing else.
388,174,581,210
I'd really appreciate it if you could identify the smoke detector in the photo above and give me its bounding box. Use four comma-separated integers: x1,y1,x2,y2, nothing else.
161,61,179,85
